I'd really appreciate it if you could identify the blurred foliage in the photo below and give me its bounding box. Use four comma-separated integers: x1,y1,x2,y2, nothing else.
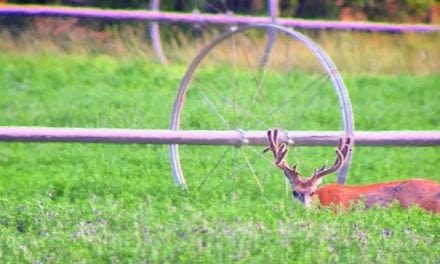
348,0,434,22
279,0,436,22
5,0,437,22
7,0,149,9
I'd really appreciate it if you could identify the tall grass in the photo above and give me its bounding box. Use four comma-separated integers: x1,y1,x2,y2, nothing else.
1,17,439,74
0,54,439,262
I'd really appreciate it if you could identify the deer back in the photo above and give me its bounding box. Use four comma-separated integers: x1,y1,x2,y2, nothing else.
315,179,440,213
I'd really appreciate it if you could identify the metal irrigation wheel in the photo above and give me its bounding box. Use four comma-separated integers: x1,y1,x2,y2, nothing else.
150,0,279,65
169,24,354,193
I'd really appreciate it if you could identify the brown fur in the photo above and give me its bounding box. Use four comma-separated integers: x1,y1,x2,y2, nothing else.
315,179,440,213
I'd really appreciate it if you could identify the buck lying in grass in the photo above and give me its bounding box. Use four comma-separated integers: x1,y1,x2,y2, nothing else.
264,129,440,213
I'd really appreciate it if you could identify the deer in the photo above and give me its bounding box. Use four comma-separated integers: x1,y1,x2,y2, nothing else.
264,129,440,213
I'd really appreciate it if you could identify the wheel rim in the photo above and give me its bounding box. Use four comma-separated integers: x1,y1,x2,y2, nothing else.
169,24,354,192
150,0,280,65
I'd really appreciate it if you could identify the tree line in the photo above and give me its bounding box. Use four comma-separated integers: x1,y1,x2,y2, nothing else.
6,0,438,23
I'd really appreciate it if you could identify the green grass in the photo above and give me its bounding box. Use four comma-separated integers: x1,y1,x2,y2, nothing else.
0,54,439,263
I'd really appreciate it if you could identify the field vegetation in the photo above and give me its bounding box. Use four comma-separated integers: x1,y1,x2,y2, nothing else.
0,25,439,262
1,19,439,75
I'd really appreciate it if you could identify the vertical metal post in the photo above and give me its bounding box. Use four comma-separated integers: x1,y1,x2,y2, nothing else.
259,0,279,68
150,0,168,64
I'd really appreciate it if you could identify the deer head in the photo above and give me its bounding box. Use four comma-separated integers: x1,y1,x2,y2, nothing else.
264,129,352,207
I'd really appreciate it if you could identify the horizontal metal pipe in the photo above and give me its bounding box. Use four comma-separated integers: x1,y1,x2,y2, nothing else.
0,5,438,33
0,127,439,146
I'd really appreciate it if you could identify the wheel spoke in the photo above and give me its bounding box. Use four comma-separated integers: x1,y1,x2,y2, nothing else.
237,34,281,128
198,88,230,129
245,146,290,181
231,33,238,128
232,147,238,194
252,82,281,128
237,33,261,86
199,150,248,196
237,33,269,91
268,73,329,118
290,81,327,129
197,146,232,190
240,148,264,193
193,76,270,128
245,145,275,166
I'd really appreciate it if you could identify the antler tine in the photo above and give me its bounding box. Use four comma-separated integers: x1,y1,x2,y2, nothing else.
311,137,352,180
337,137,344,151
275,143,288,164
315,164,327,175
263,129,278,157
341,137,351,156
283,163,300,184
264,129,300,183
